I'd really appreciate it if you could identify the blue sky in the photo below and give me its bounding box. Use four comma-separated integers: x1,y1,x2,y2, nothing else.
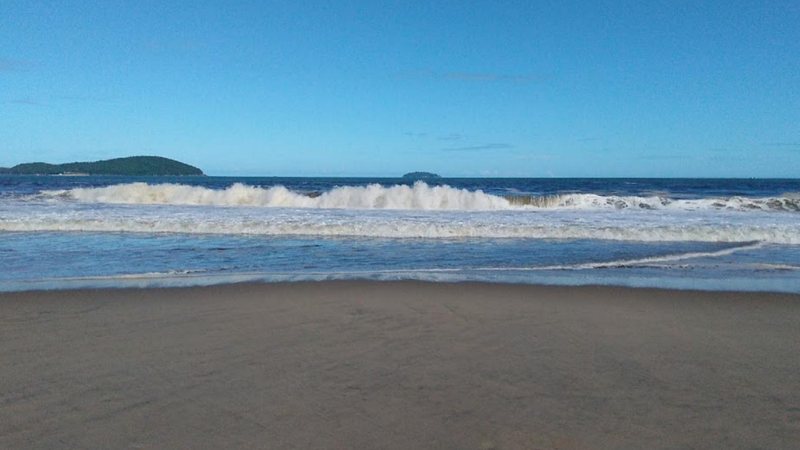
1,1,798,177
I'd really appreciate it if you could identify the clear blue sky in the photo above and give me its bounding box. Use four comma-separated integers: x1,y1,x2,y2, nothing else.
2,1,798,177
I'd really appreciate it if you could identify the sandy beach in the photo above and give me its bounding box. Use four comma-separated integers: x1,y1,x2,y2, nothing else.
1,281,799,449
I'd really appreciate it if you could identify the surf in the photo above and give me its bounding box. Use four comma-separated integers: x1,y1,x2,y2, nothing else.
38,182,800,212
43,181,511,210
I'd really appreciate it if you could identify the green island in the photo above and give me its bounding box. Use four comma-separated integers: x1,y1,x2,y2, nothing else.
0,156,204,176
402,171,441,180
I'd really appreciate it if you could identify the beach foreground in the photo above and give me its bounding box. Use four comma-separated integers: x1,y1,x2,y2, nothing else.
2,282,799,449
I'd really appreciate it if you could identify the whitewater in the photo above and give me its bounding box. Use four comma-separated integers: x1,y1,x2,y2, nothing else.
2,176,799,292
2,181,796,244
38,181,800,212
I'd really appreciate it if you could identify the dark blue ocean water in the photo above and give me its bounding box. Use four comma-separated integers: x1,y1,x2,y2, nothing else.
1,175,799,292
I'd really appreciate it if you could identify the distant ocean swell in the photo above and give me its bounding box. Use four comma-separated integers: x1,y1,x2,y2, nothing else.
36,182,800,212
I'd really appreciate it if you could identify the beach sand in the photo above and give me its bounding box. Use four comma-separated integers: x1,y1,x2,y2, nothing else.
1,281,799,449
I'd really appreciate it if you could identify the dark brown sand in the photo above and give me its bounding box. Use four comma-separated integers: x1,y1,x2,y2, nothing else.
1,281,799,449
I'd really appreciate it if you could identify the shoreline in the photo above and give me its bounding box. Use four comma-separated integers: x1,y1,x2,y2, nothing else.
5,276,800,296
2,280,799,448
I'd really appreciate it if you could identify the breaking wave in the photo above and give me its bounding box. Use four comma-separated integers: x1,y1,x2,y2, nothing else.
38,182,800,212
507,192,800,212
43,182,509,210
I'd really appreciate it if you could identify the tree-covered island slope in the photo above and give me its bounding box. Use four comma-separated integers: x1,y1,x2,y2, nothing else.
0,156,203,176
402,171,441,180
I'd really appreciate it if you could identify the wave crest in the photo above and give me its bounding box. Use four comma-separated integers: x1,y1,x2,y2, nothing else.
508,193,800,212
46,182,511,210
39,182,800,212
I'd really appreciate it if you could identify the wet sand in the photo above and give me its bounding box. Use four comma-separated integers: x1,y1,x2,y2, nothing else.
1,281,799,449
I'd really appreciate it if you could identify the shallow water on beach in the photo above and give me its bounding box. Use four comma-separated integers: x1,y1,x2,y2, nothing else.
1,175,799,292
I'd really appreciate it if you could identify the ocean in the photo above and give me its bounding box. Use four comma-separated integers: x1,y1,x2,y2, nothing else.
1,175,799,293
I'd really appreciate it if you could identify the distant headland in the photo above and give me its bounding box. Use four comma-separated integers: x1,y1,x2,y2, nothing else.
0,156,204,176
402,171,441,180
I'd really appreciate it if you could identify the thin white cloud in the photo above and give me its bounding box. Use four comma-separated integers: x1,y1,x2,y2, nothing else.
397,70,546,84
442,143,513,152
763,142,800,147
4,97,43,106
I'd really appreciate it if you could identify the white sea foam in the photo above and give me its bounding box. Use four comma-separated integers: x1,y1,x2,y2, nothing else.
38,182,800,212
477,241,766,270
4,182,796,244
287,241,766,272
44,182,511,210
2,207,800,243
511,193,800,212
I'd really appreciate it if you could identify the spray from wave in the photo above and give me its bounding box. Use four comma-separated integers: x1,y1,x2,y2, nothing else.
44,182,511,210
39,182,800,212
507,193,800,212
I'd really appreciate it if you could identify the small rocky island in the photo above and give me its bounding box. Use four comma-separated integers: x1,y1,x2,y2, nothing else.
0,156,204,176
402,171,441,180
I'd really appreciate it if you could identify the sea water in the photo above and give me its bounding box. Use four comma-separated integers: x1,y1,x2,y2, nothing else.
1,176,799,292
